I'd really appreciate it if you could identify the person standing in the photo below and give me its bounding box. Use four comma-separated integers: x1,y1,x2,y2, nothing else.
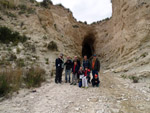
55,54,64,84
82,55,91,83
73,56,81,67
91,54,100,79
71,61,79,85
64,56,72,83
73,56,81,81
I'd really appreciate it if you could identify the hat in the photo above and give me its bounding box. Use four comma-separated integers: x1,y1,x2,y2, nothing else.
95,74,98,77
93,54,97,57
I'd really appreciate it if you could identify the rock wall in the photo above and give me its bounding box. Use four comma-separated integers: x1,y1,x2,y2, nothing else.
94,0,150,71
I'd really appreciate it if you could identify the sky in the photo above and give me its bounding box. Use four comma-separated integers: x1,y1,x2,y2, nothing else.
36,0,112,24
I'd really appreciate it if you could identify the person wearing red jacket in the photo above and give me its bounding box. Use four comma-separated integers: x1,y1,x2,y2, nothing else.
71,61,79,85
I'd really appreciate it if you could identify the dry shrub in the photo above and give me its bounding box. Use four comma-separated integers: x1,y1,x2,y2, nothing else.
23,66,46,88
47,41,58,51
0,68,22,97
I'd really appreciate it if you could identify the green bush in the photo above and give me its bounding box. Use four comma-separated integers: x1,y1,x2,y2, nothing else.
0,26,28,45
23,67,46,88
140,52,148,58
18,4,27,11
30,0,36,3
40,0,52,8
47,41,58,51
129,76,140,83
45,58,49,64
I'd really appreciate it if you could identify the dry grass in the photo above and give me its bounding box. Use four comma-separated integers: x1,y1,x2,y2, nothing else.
23,66,46,88
0,68,22,97
0,66,46,97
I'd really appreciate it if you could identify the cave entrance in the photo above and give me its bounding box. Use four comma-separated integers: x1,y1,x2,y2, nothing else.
82,33,95,59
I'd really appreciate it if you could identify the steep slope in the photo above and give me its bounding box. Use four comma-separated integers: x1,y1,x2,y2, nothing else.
93,0,150,78
0,0,91,75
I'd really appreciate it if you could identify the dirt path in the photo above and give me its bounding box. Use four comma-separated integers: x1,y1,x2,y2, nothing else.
0,71,150,113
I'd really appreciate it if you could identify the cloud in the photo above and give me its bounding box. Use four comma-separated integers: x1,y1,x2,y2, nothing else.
36,0,112,24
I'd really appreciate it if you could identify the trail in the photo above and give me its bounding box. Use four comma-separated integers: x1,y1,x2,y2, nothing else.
0,71,150,113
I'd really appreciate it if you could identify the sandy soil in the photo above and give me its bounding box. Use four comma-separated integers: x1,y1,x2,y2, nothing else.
0,71,150,113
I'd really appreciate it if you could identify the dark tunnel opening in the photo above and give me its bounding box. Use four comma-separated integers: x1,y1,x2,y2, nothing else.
82,33,95,59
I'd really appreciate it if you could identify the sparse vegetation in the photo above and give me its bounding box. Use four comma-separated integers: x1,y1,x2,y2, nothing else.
45,58,49,64
0,66,46,97
30,0,36,3
0,26,28,45
16,58,25,67
0,0,16,9
0,15,4,20
47,41,58,51
128,59,133,63
57,3,64,7
140,52,148,58
23,67,46,88
72,25,79,28
120,74,127,79
4,11,17,18
27,8,35,14
54,24,57,30
129,76,140,83
0,68,22,97
40,0,52,8
9,54,17,61
18,4,27,11
43,36,47,40
17,48,21,54
18,10,26,15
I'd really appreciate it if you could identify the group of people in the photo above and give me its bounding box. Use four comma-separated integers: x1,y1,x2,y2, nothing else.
55,54,100,88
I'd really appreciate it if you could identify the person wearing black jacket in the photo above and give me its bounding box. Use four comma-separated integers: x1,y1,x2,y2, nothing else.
55,54,64,83
82,55,90,70
91,74,100,87
64,56,72,83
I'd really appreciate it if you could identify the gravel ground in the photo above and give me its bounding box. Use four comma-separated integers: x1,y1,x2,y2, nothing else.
0,71,150,113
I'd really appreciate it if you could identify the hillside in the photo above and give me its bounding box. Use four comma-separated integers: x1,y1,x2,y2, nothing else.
0,0,150,113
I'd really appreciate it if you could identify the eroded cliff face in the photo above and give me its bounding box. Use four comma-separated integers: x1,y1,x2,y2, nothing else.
93,0,150,76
